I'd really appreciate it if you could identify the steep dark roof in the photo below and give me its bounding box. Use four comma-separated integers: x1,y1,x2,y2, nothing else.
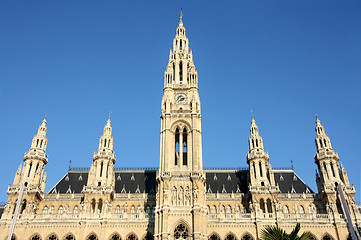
274,170,314,193
49,168,313,195
205,170,249,193
49,169,157,194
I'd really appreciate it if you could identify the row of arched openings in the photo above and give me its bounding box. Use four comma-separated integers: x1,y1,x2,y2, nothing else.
6,232,337,240
208,233,254,240
23,232,154,240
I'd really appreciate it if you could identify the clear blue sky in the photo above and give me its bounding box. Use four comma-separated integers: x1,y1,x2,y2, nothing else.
1,0,360,203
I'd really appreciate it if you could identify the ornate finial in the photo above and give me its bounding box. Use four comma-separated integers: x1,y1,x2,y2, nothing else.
179,8,183,22
315,112,319,121
251,109,254,120
291,160,294,170
44,111,48,120
69,160,72,170
108,111,112,120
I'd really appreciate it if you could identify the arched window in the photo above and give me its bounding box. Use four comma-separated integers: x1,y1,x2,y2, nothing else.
179,61,183,82
308,205,313,214
31,235,41,240
323,162,329,178
91,199,96,213
259,199,265,213
330,163,335,177
336,199,343,214
58,206,63,215
241,234,254,240
28,162,33,177
208,234,221,240
87,234,98,240
206,205,210,218
211,205,217,218
182,129,187,166
50,205,54,214
130,205,135,218
47,234,58,240
225,234,236,240
136,205,141,218
266,199,272,213
115,205,120,217
64,234,75,240
226,205,232,218
73,206,78,217
174,223,189,239
110,234,121,240
100,162,104,177
220,205,225,218
98,199,103,214
299,205,305,218
43,206,48,215
322,235,332,240
259,162,263,177
143,232,154,240
284,205,289,218
175,128,180,165
145,205,151,218
127,234,138,240
235,205,240,216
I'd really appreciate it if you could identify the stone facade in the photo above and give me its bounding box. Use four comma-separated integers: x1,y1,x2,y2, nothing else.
1,14,360,240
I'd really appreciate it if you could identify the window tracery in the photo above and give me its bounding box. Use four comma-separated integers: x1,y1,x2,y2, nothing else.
208,234,220,240
110,234,121,240
174,224,189,239
87,235,98,240
127,234,138,240
64,234,75,240
225,234,235,240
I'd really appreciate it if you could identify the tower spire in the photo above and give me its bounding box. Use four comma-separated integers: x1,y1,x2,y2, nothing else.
163,12,198,88
179,8,183,22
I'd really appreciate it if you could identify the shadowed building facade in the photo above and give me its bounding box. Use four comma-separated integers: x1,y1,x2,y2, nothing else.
0,15,360,240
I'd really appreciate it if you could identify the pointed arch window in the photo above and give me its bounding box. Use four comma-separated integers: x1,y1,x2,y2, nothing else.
64,234,75,240
20,199,27,214
127,234,138,240
47,234,58,240
145,205,150,218
98,199,103,214
111,234,121,240
182,128,187,166
208,234,220,240
179,61,183,82
259,162,263,177
226,205,232,218
31,235,41,240
91,199,96,213
174,223,189,239
73,205,78,217
87,234,98,240
28,162,33,177
130,205,135,218
225,234,236,240
241,234,254,240
175,128,180,165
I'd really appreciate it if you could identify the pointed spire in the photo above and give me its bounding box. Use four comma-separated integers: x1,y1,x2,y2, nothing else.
179,8,183,23
314,116,333,151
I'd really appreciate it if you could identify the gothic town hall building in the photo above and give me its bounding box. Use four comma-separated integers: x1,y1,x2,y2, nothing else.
1,16,360,240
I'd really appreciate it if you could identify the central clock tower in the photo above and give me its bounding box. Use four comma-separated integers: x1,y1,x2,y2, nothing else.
155,13,207,240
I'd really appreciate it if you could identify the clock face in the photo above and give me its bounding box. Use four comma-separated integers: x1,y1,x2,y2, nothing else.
175,93,187,104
